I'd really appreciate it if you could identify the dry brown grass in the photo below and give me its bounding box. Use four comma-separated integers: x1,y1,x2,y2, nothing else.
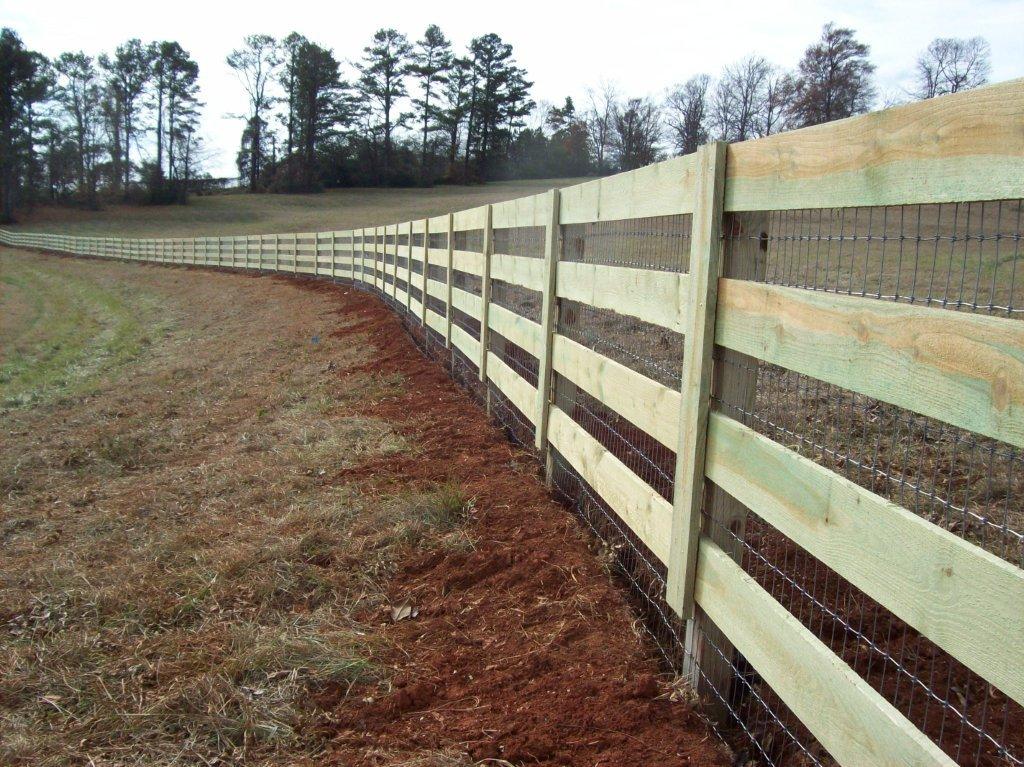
8,178,585,239
0,250,474,766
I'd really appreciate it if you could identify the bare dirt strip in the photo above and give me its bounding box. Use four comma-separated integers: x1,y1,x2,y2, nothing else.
1,249,725,767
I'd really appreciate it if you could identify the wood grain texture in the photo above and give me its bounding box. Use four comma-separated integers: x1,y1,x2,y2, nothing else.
695,539,956,767
534,189,561,453
556,261,689,333
716,279,1024,448
725,78,1024,211
492,191,550,228
547,406,672,564
450,322,480,362
560,154,698,224
451,250,484,277
487,303,542,357
490,252,545,291
486,351,538,423
705,411,1024,706
551,333,681,449
451,286,482,319
667,141,727,616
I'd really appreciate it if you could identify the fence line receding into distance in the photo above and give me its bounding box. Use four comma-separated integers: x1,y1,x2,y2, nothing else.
3,78,1024,767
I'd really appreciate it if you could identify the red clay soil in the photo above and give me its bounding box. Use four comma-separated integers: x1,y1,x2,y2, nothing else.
292,279,726,767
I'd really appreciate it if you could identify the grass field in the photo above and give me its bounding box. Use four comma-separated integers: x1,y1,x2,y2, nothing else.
0,245,724,767
6,179,583,239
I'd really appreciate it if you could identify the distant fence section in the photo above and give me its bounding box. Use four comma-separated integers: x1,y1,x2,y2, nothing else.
3,79,1024,767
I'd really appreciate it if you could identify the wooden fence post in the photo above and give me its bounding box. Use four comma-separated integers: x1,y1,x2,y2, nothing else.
478,205,494,384
534,188,561,470
420,219,429,327
406,221,413,313
360,228,367,284
666,141,728,617
445,213,454,348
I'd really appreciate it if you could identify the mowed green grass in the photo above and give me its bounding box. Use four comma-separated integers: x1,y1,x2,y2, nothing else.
9,179,584,239
0,252,162,410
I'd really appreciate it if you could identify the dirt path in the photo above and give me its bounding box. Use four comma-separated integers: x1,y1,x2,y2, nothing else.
0,250,725,766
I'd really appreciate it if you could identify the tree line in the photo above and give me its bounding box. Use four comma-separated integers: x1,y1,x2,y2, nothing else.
0,23,995,222
0,29,204,221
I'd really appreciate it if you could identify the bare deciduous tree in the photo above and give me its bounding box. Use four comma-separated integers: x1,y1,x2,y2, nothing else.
665,73,710,155
585,81,618,174
915,37,991,99
611,96,660,171
712,55,773,141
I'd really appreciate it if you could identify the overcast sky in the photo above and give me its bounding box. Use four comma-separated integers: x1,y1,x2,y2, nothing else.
4,0,1023,177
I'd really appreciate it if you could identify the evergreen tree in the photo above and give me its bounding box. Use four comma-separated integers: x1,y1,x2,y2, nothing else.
409,24,452,183
358,28,411,185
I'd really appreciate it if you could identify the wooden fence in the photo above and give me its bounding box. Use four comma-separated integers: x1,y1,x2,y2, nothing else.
3,79,1023,767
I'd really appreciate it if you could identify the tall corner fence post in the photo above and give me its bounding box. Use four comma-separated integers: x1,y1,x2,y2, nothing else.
478,204,494,387
534,187,562,478
666,140,729,619
445,213,454,349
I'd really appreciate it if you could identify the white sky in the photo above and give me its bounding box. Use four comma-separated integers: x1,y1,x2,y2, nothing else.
4,0,1023,177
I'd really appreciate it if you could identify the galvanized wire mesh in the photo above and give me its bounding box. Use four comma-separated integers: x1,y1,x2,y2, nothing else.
493,226,546,258
730,201,1023,314
706,200,1024,767
452,228,484,253
490,278,542,324
562,214,691,271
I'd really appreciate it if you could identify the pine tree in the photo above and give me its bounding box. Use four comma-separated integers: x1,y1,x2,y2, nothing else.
409,24,452,183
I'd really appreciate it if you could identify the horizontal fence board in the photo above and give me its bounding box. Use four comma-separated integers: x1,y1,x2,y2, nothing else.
486,351,537,423
491,191,550,228
695,538,957,767
453,205,488,231
425,277,447,302
725,78,1024,211
551,334,680,449
556,261,689,333
450,322,481,362
452,249,484,276
487,303,542,358
706,411,1024,707
559,154,698,224
425,307,447,336
451,286,482,319
490,251,545,291
547,406,671,564
716,279,1024,448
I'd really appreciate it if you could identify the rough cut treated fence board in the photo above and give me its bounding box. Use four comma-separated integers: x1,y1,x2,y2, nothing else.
486,351,537,422
559,154,698,224
725,78,1024,211
668,141,727,617
490,251,545,291
487,303,542,358
546,406,672,564
556,261,689,333
695,539,957,767
491,191,550,228
451,322,480,363
551,333,681,450
716,279,1024,449
705,411,1024,707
